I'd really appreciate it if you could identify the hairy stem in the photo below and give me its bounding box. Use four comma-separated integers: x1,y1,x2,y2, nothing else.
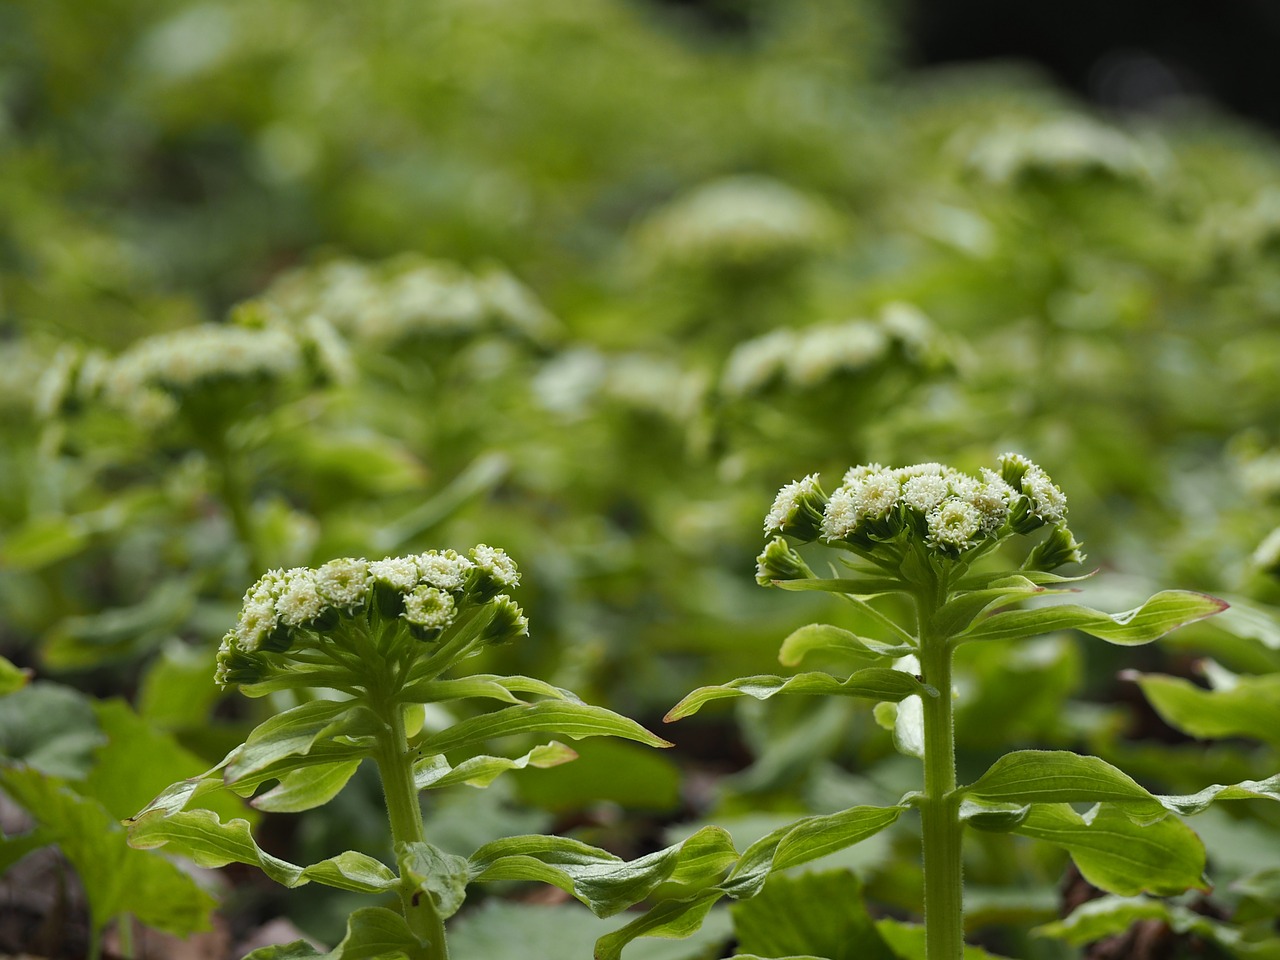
374,700,448,960
918,590,964,960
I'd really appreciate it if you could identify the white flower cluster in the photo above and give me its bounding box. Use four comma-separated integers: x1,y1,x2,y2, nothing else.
722,304,941,398
965,117,1162,187
260,257,558,347
635,175,840,269
532,347,705,423
215,545,524,685
765,453,1072,557
100,324,303,424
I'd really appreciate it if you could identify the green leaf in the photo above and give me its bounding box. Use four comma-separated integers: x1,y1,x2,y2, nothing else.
777,625,912,669
1156,775,1280,816
225,699,376,784
252,760,363,812
1012,803,1207,896
0,513,91,571
243,906,427,960
1127,670,1280,747
400,840,471,920
400,674,578,706
468,827,738,918
665,670,933,722
514,739,681,812
0,764,215,938
723,806,907,899
593,892,723,960
931,576,1071,640
957,590,1226,645
127,804,397,894
136,639,221,729
731,869,897,960
42,577,198,668
957,751,1163,821
0,655,31,695
0,681,104,778
415,701,671,754
1034,894,1280,959
415,742,577,791
772,578,908,597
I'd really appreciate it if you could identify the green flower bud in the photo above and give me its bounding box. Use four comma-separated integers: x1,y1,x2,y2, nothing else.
467,544,521,600
764,474,828,541
481,595,529,645
1025,523,1086,571
756,536,815,585
403,586,456,640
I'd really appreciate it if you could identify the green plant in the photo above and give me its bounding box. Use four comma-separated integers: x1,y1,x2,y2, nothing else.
125,544,735,960
610,454,1280,959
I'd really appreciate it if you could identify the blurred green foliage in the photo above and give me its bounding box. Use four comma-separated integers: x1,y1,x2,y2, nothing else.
3,0,1280,956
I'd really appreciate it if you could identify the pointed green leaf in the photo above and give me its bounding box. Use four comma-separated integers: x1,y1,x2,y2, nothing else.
401,674,579,705
226,699,376,784
957,751,1163,820
244,906,426,960
731,869,897,960
777,625,912,669
1127,670,1280,747
957,590,1226,645
126,805,396,893
415,742,578,790
932,576,1071,640
415,701,671,754
469,826,738,918
772,578,907,597
1156,775,1280,816
723,805,907,899
252,760,363,813
955,569,1094,591
0,655,31,695
665,670,933,722
1013,803,1207,896
593,892,723,960
0,764,215,938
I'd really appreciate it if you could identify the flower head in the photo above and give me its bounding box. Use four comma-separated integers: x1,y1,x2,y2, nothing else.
764,474,828,541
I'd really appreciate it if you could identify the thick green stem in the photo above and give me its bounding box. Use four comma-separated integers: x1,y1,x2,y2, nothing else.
373,701,448,960
918,594,964,960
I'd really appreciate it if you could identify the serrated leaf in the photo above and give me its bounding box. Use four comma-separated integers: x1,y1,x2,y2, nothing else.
957,751,1163,821
1128,670,1280,747
1013,803,1207,896
252,760,363,812
777,624,912,669
957,590,1226,645
415,701,671,754
731,869,897,960
665,670,932,722
0,764,215,938
126,805,397,893
415,741,577,790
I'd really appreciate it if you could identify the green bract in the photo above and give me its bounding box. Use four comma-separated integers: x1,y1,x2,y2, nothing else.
598,457,1278,960
129,545,688,960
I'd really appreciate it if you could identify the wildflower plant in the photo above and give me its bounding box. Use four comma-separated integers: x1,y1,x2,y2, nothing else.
126,544,722,960
611,455,1280,960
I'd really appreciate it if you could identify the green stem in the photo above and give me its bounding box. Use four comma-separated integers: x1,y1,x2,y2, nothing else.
918,592,964,960
373,700,448,960
116,914,135,959
205,426,262,572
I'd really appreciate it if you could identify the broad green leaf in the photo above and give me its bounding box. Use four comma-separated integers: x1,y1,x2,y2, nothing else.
400,674,578,705
1127,670,1280,747
252,760,363,812
468,826,737,918
127,805,397,894
875,918,1013,959
931,576,1072,640
0,681,104,778
137,639,221,729
593,892,723,960
1013,803,1207,896
955,569,1094,591
0,655,31,695
777,624,912,669
449,901,733,960
1035,894,1280,959
0,826,56,873
957,590,1226,645
957,751,1163,821
515,739,681,812
415,742,577,790
723,805,907,899
0,764,215,938
42,577,197,668
731,869,897,960
243,906,426,960
1156,775,1280,816
665,670,933,722
400,840,471,919
415,701,671,754
0,513,91,571
226,699,375,784
957,799,1030,832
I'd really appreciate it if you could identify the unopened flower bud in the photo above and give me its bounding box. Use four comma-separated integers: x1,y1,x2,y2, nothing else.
764,474,828,541
1025,523,1086,571
481,595,529,645
468,544,520,600
756,536,815,585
